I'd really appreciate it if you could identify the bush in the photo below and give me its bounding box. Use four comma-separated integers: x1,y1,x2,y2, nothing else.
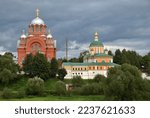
81,83,103,95
93,74,106,83
26,76,45,96
72,76,83,87
71,87,82,95
55,81,66,96
16,91,26,99
2,88,13,99
0,69,16,85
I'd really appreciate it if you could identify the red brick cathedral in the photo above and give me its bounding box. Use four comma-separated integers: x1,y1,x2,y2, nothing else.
17,9,56,66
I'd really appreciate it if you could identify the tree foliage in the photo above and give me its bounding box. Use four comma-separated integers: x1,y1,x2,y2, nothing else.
55,81,66,95
26,76,44,96
93,74,106,83
50,58,58,78
57,68,67,80
0,53,18,84
72,76,83,87
81,83,103,95
0,69,16,85
108,50,113,56
105,64,150,100
0,53,18,73
23,53,51,80
114,49,142,68
142,52,150,75
2,87,13,99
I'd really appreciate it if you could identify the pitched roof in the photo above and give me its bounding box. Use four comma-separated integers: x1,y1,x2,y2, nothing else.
63,62,119,66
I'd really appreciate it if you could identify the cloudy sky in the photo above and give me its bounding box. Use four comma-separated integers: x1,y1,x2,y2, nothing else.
0,0,150,58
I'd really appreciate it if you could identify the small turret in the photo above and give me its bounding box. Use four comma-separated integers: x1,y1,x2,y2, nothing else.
54,40,57,48
20,30,26,39
47,29,53,39
104,48,108,54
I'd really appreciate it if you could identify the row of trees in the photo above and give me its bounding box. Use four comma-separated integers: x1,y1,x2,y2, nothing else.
22,53,67,80
113,49,150,74
70,64,150,100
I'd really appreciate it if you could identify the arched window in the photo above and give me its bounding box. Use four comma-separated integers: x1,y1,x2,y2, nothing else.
31,43,41,54
32,26,34,32
40,26,42,32
36,26,38,32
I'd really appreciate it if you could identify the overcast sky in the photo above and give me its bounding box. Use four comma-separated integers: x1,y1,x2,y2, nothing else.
0,0,150,58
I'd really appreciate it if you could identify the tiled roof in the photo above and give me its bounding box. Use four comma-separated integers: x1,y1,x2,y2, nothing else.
63,62,119,66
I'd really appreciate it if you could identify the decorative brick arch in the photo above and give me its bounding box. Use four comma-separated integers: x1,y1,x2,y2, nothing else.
26,38,46,53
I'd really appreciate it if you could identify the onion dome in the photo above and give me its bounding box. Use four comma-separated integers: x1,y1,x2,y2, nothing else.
20,30,26,39
47,29,53,38
89,32,103,47
31,9,45,25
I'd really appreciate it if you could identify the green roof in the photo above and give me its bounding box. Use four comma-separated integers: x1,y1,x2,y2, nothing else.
89,40,103,47
84,53,113,59
63,62,119,67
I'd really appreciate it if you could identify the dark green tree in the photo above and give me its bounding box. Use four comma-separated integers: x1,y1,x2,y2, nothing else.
50,58,58,78
0,54,18,73
57,68,67,80
113,49,142,69
23,53,51,80
108,50,113,56
4,52,14,58
142,53,150,75
23,54,33,75
0,54,18,84
105,64,149,100
0,68,16,85
114,49,122,64
93,74,106,83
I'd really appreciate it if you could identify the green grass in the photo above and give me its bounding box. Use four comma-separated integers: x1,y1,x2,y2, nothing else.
0,95,105,101
0,76,106,101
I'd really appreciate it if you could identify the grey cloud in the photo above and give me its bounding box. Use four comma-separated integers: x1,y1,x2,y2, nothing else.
0,0,150,57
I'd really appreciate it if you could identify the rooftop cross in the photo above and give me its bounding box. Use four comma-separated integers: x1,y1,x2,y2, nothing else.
94,32,99,41
36,9,40,18
22,29,25,34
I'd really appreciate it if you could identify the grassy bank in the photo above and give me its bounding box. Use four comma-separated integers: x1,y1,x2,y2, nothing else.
0,76,106,101
0,95,105,101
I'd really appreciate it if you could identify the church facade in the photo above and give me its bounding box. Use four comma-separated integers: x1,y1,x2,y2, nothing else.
17,9,56,66
62,32,118,79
